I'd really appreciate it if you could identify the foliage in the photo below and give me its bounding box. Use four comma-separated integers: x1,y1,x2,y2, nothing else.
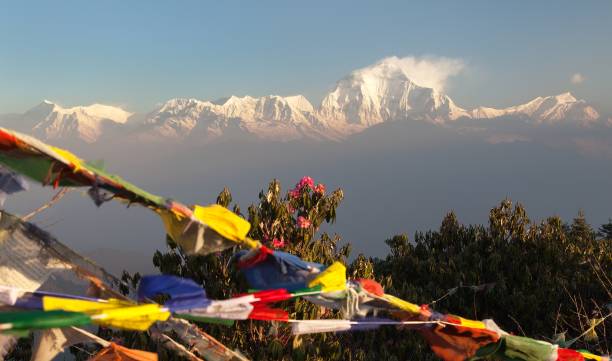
150,177,375,360
150,182,611,360
376,200,611,356
6,180,611,360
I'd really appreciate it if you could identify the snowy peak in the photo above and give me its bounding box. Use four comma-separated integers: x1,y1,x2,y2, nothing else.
141,95,328,141
320,58,599,129
0,58,605,143
319,57,468,130
468,92,599,124
515,92,599,124
143,98,220,139
217,94,316,123
20,101,133,143
27,101,132,124
22,100,57,123
284,95,314,113
75,104,132,124
553,92,577,103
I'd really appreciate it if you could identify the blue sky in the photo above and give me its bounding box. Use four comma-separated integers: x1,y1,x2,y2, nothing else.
1,0,611,113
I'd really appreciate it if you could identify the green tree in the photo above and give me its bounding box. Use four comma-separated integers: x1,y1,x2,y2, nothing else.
133,190,612,360
375,200,611,357
598,219,612,240
9,182,610,361
152,178,378,360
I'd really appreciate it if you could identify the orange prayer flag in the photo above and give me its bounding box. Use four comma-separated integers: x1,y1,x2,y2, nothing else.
89,342,157,361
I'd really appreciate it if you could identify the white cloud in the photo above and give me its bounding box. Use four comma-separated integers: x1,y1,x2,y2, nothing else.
356,55,465,91
570,73,585,84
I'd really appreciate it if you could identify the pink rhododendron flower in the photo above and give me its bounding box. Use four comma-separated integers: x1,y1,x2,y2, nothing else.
288,189,300,199
314,183,326,195
289,176,317,199
272,237,285,248
297,216,311,229
297,176,314,191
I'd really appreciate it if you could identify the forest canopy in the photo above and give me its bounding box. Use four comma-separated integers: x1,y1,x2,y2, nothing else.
138,178,610,361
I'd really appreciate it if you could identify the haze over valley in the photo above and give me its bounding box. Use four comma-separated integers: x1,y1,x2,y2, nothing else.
2,57,611,274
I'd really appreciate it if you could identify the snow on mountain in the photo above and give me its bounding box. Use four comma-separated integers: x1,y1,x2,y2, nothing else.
19,100,132,143
318,57,599,130
468,92,600,125
140,95,337,141
319,57,469,132
141,98,218,138
0,59,604,144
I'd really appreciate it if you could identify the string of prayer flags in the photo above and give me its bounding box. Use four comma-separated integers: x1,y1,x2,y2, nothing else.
0,126,609,361
0,208,249,359
2,272,609,361
0,127,257,255
139,275,290,322
1,289,170,332
0,128,162,204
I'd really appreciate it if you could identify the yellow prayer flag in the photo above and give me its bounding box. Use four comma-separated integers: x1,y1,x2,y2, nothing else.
457,316,486,329
159,204,253,254
43,297,130,313
43,297,168,331
382,294,421,314
49,146,85,172
580,351,603,361
242,237,261,249
158,209,188,243
193,204,251,242
93,304,170,331
308,261,347,292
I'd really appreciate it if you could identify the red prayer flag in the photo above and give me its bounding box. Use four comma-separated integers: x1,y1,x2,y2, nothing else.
557,348,585,361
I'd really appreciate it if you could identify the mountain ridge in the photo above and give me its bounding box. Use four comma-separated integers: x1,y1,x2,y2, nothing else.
1,59,603,143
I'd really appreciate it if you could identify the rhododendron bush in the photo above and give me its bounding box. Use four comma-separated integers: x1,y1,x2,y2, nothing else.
105,179,610,361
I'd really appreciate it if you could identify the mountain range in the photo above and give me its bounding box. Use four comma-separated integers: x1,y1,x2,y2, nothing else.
0,57,604,143
2,58,611,273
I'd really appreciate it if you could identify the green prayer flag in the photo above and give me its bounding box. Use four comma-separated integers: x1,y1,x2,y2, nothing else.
503,335,556,361
175,314,235,326
0,310,91,332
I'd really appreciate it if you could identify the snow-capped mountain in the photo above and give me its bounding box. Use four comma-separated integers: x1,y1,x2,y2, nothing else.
469,92,600,125
317,58,599,128
0,59,603,143
10,100,132,143
136,60,601,140
319,58,469,131
140,95,337,141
